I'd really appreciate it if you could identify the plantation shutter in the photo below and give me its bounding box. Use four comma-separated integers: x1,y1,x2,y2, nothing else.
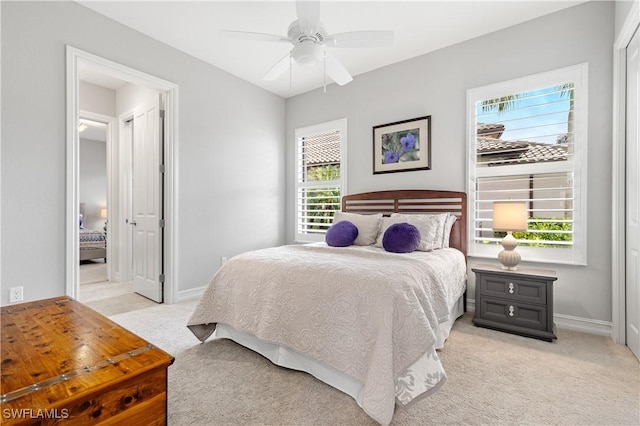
467,64,587,264
474,173,574,248
295,120,346,242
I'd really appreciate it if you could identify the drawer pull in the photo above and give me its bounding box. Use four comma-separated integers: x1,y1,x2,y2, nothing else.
508,305,515,317
508,283,514,294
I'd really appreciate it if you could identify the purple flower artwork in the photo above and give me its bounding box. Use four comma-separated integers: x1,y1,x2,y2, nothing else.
381,128,420,164
373,116,431,174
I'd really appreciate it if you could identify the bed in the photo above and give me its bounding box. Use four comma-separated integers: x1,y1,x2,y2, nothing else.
79,204,106,262
187,190,467,425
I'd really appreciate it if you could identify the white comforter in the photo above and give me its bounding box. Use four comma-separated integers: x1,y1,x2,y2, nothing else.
187,243,466,425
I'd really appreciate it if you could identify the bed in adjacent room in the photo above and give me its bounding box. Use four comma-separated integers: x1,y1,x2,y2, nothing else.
187,190,467,425
79,204,106,262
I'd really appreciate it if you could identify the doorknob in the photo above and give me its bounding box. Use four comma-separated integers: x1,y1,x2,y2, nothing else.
129,220,137,226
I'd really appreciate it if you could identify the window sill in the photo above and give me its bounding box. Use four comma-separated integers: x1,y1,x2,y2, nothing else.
468,252,587,267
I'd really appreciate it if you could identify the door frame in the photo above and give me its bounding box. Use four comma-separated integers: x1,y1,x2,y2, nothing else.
612,1,640,344
66,46,179,304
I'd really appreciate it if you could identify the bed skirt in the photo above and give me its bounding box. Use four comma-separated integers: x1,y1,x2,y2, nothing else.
213,295,464,416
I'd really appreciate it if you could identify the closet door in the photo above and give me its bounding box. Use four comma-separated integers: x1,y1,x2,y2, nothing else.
132,94,164,303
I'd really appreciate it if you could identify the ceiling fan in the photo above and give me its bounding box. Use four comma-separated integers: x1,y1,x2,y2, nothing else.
220,1,393,87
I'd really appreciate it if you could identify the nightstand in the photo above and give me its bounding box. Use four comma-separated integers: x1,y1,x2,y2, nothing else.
472,263,558,342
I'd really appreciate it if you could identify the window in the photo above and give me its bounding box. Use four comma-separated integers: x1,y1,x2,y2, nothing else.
467,64,588,265
295,118,347,242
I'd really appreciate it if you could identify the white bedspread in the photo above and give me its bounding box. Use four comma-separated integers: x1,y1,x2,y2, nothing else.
187,243,466,425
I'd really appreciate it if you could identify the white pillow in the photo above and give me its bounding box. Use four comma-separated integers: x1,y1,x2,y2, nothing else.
443,214,458,248
333,212,382,246
391,213,449,250
375,216,440,251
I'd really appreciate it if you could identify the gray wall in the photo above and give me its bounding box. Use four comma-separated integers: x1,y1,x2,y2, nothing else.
615,0,637,35
286,1,615,323
1,1,286,304
0,0,626,325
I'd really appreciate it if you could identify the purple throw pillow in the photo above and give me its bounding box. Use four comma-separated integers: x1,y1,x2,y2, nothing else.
326,220,359,247
382,223,421,253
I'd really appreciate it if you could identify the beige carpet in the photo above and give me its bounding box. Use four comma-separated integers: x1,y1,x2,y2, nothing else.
109,302,640,425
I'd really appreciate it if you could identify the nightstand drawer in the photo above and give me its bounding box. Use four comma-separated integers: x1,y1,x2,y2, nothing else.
478,274,547,305
478,297,548,331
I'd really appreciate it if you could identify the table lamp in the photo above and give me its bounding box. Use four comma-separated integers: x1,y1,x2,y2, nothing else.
493,201,528,271
100,208,107,232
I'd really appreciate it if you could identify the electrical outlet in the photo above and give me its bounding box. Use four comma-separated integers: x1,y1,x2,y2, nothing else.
9,286,23,303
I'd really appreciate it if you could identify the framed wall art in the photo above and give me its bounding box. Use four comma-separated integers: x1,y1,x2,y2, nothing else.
373,115,431,174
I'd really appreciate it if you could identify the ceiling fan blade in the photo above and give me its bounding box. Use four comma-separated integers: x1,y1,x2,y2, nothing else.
220,30,290,44
325,55,353,86
296,0,320,35
325,31,394,48
263,53,291,81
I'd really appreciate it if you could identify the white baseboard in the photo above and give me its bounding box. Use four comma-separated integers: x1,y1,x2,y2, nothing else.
465,298,612,338
466,299,476,313
554,313,612,337
176,286,206,303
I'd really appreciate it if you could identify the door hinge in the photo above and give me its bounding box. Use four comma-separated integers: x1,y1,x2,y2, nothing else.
159,219,165,228
160,109,165,119
159,274,165,283
159,164,165,173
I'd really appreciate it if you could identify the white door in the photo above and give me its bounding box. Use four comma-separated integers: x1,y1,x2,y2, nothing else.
132,94,164,302
626,27,640,361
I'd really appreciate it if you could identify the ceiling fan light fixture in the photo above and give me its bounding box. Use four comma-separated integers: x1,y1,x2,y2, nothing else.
291,43,323,67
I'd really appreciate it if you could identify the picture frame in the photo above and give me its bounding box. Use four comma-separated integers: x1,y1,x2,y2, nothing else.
373,115,431,174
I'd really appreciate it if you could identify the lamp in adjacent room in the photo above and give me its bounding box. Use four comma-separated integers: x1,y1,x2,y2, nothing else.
492,201,528,271
100,208,107,232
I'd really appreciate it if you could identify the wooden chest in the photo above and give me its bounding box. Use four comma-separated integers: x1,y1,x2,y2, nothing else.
1,297,174,425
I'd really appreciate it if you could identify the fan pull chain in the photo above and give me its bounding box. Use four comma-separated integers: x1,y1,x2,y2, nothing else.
323,50,327,93
289,55,292,97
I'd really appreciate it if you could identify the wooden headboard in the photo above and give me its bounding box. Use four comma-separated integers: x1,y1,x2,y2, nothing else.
342,190,467,258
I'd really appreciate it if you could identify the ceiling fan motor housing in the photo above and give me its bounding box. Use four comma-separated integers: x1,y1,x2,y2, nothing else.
288,20,326,67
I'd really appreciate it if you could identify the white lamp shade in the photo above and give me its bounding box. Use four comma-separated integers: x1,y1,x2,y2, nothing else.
493,201,527,232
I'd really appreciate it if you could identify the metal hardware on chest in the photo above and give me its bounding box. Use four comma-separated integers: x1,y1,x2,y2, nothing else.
508,305,515,317
0,344,155,403
508,282,514,294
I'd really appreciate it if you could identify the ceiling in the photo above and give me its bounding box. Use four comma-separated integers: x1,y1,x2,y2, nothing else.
79,118,107,142
78,1,586,98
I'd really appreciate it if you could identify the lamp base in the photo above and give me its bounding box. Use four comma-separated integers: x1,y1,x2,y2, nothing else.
498,232,521,271
499,262,519,271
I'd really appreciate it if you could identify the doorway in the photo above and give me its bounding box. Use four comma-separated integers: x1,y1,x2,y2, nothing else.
78,113,110,288
66,46,178,306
